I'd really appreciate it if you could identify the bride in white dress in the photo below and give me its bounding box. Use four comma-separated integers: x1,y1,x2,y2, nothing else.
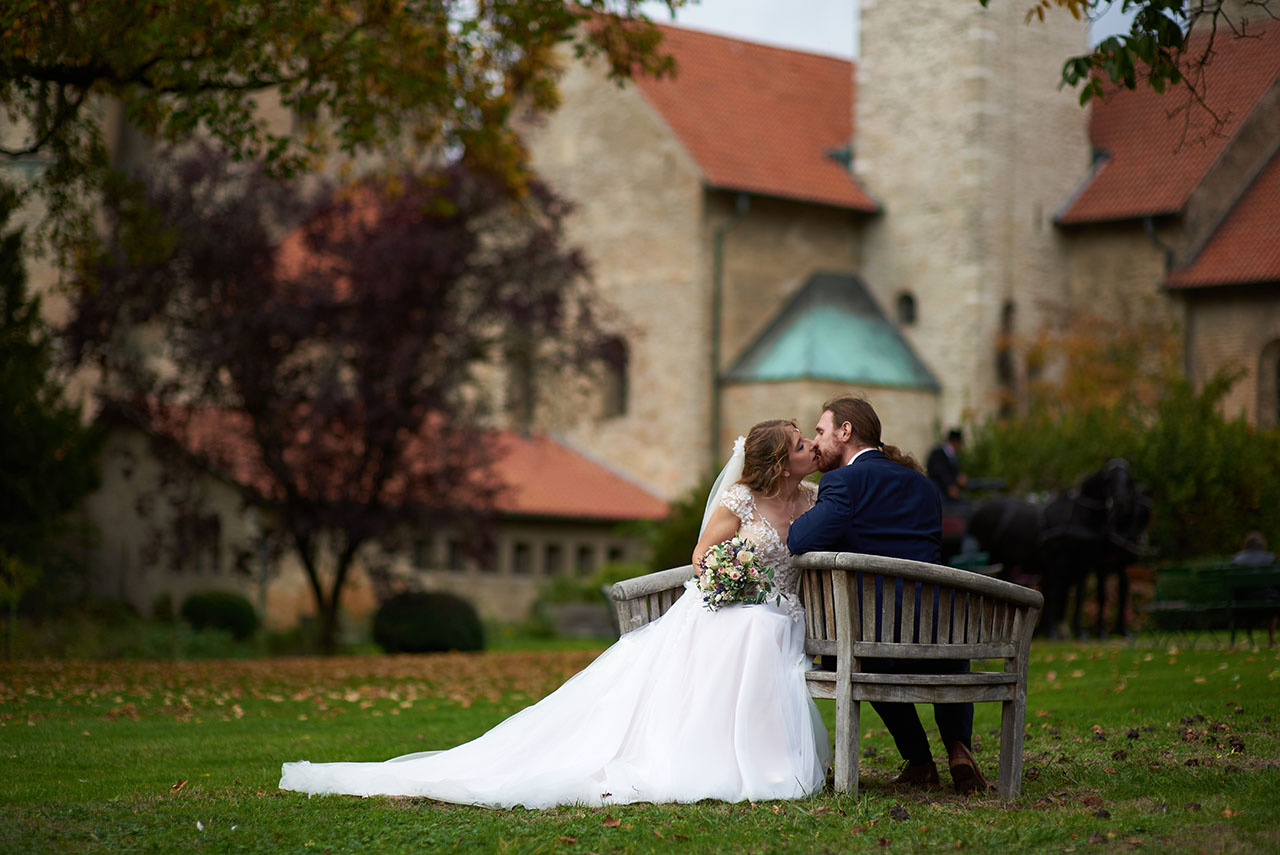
279,419,831,808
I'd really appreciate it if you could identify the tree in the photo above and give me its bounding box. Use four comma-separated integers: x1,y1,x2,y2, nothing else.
965,310,1280,560
1,0,682,264
64,146,601,652
996,1,1276,127
0,183,102,653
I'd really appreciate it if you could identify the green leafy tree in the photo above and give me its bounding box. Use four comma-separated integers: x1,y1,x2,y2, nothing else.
1,0,682,263
0,184,102,653
966,313,1280,560
995,1,1276,125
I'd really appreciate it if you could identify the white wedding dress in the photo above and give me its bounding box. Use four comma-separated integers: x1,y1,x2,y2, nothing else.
279,481,830,809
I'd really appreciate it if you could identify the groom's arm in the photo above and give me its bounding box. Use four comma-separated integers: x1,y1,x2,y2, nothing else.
787,472,852,554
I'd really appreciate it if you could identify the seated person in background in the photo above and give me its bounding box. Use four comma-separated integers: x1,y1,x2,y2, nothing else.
1231,531,1276,566
1229,532,1278,647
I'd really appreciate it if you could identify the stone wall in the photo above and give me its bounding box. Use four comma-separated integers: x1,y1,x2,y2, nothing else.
525,55,709,500
855,0,1091,425
1182,286,1280,425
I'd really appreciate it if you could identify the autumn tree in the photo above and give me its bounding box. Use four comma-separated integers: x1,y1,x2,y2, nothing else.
64,146,600,652
1,0,682,264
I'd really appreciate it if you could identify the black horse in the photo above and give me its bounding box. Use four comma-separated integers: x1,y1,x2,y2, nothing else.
967,459,1151,639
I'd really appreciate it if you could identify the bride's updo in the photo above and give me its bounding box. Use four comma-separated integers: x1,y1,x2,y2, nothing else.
739,419,798,498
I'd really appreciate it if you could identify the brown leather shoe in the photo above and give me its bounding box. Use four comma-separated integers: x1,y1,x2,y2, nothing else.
947,741,988,794
891,760,940,787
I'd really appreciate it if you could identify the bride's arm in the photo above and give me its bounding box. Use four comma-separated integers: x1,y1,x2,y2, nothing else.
691,506,741,565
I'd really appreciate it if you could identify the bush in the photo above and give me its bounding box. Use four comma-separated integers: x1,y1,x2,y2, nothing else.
179,591,259,641
967,371,1280,561
372,591,484,653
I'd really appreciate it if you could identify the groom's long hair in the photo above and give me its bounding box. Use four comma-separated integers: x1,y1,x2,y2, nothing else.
823,395,922,473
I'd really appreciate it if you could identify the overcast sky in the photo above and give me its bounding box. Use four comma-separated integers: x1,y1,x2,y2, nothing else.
638,0,1137,58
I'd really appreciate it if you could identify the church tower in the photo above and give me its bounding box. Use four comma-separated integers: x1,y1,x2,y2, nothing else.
854,0,1091,424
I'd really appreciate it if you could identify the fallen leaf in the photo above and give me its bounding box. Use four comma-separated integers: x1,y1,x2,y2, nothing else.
171,780,187,792
1184,802,1202,811
889,804,909,822
558,836,577,844
602,815,621,828
1221,808,1238,818
1093,808,1111,819
877,838,891,847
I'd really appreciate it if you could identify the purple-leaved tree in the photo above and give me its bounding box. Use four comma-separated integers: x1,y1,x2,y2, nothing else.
66,146,601,652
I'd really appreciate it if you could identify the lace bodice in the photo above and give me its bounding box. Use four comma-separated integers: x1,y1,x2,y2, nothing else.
721,482,818,615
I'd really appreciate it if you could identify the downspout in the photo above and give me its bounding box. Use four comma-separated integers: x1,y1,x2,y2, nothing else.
710,192,750,473
1143,215,1190,380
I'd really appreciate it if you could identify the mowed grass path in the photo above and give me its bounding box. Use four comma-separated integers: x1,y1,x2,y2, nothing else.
2,639,1278,854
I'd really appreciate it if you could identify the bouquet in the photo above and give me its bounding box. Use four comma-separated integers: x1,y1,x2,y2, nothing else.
696,536,777,611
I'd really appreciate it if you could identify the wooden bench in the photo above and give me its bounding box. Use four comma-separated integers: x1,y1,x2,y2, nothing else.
792,552,1042,800
607,553,1043,800
606,564,692,635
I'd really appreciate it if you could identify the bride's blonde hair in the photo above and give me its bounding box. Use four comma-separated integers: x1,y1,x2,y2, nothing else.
739,419,798,498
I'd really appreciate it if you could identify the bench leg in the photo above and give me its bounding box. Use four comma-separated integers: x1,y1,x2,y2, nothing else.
997,696,1026,800
834,682,859,796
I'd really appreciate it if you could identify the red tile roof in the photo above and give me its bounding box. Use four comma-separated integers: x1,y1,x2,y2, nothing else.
634,25,877,212
1165,148,1280,288
489,432,668,520
127,406,667,522
1058,22,1280,225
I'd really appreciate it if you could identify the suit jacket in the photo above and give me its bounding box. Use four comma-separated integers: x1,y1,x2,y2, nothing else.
926,445,960,497
788,449,942,563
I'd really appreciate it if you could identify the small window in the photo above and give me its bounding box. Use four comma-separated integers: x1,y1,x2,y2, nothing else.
599,336,629,419
607,546,626,565
412,537,434,569
512,542,533,575
544,543,564,576
446,539,467,574
1260,339,1280,429
576,545,597,577
896,292,917,326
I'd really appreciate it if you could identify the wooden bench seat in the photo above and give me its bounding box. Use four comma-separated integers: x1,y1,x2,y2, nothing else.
607,552,1044,800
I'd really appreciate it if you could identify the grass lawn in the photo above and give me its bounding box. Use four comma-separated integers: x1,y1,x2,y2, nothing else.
2,637,1278,854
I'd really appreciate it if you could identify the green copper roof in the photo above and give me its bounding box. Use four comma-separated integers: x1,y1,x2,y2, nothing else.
723,272,939,391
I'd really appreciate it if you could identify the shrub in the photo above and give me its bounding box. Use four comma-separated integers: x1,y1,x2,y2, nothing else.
372,591,484,653
967,371,1280,561
179,591,259,641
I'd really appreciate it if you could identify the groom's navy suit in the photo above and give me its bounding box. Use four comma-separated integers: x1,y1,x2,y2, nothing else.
788,449,974,766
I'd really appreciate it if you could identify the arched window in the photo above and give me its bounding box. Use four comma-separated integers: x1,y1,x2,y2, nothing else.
1259,339,1280,429
599,336,629,419
996,300,1017,417
896,292,917,326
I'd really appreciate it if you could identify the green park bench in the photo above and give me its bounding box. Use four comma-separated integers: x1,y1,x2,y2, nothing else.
1145,563,1280,644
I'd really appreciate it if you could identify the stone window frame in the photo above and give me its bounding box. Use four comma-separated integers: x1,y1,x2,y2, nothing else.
1259,338,1280,429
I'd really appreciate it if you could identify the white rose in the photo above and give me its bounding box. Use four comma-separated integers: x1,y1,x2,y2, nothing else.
737,550,753,565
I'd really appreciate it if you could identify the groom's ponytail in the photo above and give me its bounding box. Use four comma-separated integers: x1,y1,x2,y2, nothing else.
822,395,923,474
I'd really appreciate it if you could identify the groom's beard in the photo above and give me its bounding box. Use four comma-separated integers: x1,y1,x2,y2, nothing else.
814,447,842,473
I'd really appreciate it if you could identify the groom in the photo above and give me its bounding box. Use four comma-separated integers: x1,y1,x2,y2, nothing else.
787,395,986,794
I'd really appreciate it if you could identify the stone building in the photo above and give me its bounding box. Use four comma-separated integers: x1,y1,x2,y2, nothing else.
15,2,1280,628
524,6,1280,502
85,407,666,629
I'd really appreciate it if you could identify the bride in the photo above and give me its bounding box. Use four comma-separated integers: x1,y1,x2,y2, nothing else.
279,419,830,808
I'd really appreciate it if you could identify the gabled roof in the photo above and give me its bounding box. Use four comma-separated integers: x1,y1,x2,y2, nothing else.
1058,22,1280,226
488,432,669,521
110,405,667,522
633,25,878,212
723,272,939,391
1165,147,1280,288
